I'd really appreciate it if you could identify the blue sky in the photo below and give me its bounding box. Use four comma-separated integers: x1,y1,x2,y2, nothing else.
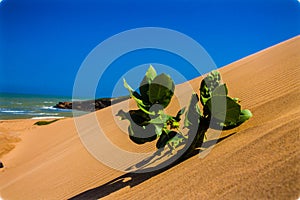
0,0,299,97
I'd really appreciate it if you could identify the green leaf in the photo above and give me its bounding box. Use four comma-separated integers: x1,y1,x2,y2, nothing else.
214,109,253,130
232,97,240,103
237,109,252,124
156,130,177,149
129,109,151,126
153,124,164,137
123,79,155,115
123,79,143,105
149,112,169,125
117,109,158,144
149,73,175,108
139,65,157,104
128,123,157,144
184,93,201,128
34,119,59,126
204,96,241,124
212,84,228,96
174,107,186,122
200,71,222,106
145,65,157,80
199,79,210,106
169,121,180,129
167,134,185,148
156,130,167,148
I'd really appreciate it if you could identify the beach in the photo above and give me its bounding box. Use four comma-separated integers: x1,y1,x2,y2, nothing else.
0,35,299,199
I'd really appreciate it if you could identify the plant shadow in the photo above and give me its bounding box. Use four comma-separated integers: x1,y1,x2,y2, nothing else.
69,132,236,200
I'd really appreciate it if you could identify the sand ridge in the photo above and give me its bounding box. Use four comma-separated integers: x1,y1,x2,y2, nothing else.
0,35,299,199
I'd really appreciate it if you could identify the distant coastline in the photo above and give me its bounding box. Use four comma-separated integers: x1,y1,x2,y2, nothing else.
0,93,129,120
54,96,129,112
0,93,74,120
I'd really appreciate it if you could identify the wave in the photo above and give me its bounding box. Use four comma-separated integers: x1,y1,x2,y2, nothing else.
0,109,36,114
41,106,57,110
31,116,65,120
41,106,71,112
43,101,54,104
28,112,59,116
1,110,25,113
0,94,76,119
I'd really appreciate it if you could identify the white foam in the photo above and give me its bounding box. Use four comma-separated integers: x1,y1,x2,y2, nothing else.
28,112,58,116
31,116,65,120
43,101,54,104
41,106,71,111
1,110,25,113
41,106,56,110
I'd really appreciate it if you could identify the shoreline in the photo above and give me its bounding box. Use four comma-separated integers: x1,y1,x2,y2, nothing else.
0,94,129,120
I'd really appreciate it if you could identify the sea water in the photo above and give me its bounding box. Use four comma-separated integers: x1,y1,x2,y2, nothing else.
0,93,88,120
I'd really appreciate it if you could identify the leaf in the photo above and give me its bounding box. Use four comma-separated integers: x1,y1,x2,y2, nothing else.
212,84,228,96
167,134,185,148
237,109,252,124
156,130,177,149
174,107,186,122
210,70,221,82
200,71,222,106
199,79,210,106
117,109,150,126
149,73,175,108
204,96,241,124
123,79,143,105
145,65,157,80
156,131,168,149
169,121,180,129
139,65,157,104
117,108,158,144
184,93,201,129
129,109,151,126
124,79,154,115
149,112,169,125
153,124,164,136
214,109,253,130
128,123,157,144
34,119,59,126
232,97,240,103
128,125,146,144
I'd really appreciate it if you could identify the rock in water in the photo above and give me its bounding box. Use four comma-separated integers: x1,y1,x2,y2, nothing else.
53,96,130,112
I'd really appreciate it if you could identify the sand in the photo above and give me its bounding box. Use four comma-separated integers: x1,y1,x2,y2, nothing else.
0,35,299,200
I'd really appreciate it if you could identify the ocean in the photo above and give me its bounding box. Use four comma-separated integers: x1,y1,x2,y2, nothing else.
0,93,88,120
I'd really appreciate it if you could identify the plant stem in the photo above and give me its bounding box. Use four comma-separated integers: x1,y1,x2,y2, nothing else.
181,117,209,159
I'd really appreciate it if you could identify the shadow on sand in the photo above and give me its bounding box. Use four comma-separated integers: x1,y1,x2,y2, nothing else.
69,132,235,200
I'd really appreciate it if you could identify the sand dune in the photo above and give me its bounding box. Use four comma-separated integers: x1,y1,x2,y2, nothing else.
0,35,299,200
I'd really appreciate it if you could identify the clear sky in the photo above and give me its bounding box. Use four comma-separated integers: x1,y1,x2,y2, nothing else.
0,0,299,97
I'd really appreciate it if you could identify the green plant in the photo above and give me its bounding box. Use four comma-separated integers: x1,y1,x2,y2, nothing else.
117,65,186,149
117,66,252,153
34,119,59,126
184,70,252,154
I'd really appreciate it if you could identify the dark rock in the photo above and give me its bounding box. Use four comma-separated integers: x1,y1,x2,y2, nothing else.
0,161,3,168
54,102,72,109
54,96,129,112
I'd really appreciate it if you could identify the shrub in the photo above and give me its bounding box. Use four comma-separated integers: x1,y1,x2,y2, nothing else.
34,119,59,126
117,65,252,154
